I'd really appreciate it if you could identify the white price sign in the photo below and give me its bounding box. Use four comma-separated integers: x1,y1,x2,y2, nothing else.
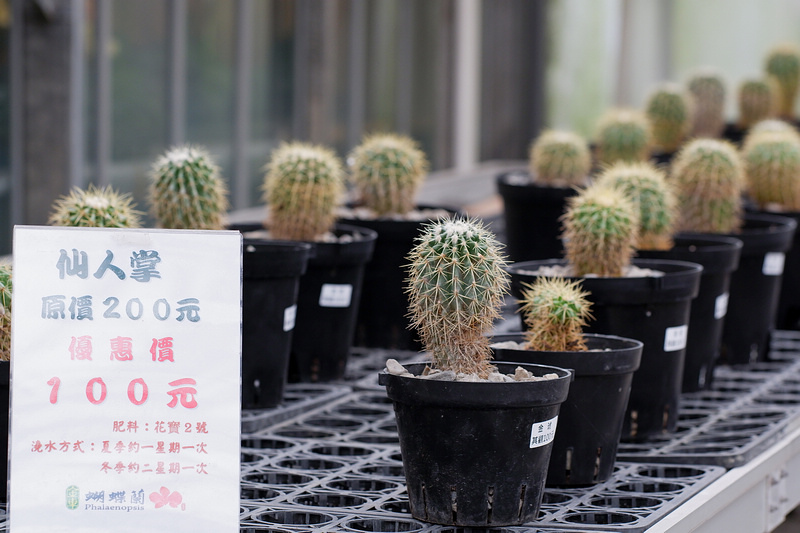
9,226,242,532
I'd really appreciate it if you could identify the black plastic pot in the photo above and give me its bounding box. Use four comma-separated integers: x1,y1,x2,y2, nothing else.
638,234,743,391
491,333,642,486
379,361,572,527
507,259,702,441
702,213,797,365
289,224,377,382
496,172,577,262
751,210,800,331
338,206,456,351
240,239,312,408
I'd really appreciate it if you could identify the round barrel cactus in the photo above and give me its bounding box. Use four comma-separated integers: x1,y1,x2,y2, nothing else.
519,276,592,352
743,130,800,211
529,130,591,187
765,43,800,119
737,78,777,129
406,217,509,377
645,83,693,154
49,184,142,228
593,108,652,166
687,70,726,138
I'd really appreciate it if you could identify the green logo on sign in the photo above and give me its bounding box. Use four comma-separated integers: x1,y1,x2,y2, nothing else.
66,485,79,510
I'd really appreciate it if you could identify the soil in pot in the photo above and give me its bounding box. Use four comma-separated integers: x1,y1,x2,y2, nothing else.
507,259,702,441
240,239,312,408
638,234,743,391
289,223,377,382
379,361,572,527
491,333,642,486
496,171,577,262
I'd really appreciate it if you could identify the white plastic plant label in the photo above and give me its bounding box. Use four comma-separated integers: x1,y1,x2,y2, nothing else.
714,292,729,320
529,416,558,449
319,283,353,308
283,304,297,332
663,325,689,352
9,226,242,533
763,252,785,276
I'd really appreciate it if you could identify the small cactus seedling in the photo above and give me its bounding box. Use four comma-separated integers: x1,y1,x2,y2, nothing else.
48,184,143,228
529,130,591,187
0,263,10,362
742,130,800,211
348,133,429,216
149,145,230,230
670,138,745,234
593,108,652,166
519,277,592,352
765,43,800,119
561,184,639,277
263,141,345,241
645,83,693,154
737,78,777,129
596,162,677,251
406,217,509,377
687,70,726,138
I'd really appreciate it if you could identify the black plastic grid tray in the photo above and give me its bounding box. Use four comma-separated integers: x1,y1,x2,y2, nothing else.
239,390,725,532
242,383,352,434
616,330,800,468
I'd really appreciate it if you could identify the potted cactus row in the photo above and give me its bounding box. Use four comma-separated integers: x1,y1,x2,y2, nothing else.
379,217,572,527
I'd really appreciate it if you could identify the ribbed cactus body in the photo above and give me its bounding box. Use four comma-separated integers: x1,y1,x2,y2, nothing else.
688,71,726,138
596,162,677,251
645,84,693,153
671,139,745,234
348,133,429,216
744,119,800,147
738,79,777,129
520,277,592,352
49,185,142,228
562,185,639,277
529,130,591,187
406,217,508,376
743,131,800,211
765,44,800,119
149,145,230,230
0,264,10,362
593,108,652,166
264,142,345,241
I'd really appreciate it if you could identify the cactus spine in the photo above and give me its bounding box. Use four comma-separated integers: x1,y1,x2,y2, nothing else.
645,83,693,154
0,263,10,362
263,141,345,241
765,43,800,119
406,217,509,377
529,130,591,187
742,131,800,211
348,133,429,216
561,184,639,277
593,108,652,166
596,162,677,251
670,139,745,234
48,184,143,228
687,70,727,138
149,145,230,230
519,277,592,352
737,78,777,129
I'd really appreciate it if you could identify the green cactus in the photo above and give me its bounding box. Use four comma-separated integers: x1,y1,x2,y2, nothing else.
529,130,591,187
519,277,592,352
348,133,429,216
406,217,509,377
561,184,639,277
765,43,800,119
149,145,230,230
263,141,345,241
743,118,800,148
0,263,10,362
670,139,745,234
737,78,777,129
645,83,693,154
596,162,677,251
687,71,726,138
48,184,143,228
742,130,800,211
593,108,652,166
